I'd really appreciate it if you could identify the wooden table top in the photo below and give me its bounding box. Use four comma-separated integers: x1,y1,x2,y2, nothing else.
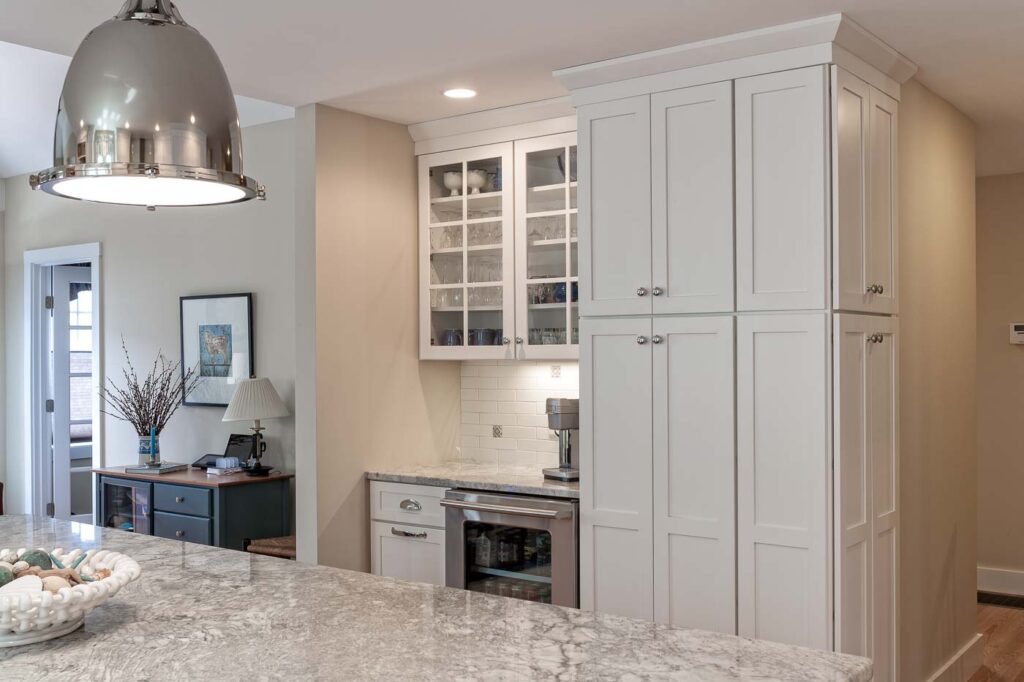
92,466,295,488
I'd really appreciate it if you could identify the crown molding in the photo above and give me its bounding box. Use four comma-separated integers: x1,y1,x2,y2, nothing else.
554,14,917,92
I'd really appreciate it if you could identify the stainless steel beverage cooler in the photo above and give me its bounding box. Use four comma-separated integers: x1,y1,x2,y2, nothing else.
442,489,578,607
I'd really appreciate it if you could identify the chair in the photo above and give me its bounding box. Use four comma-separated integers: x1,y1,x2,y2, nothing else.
244,536,296,560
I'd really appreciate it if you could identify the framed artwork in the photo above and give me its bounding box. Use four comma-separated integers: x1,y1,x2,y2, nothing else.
180,293,254,407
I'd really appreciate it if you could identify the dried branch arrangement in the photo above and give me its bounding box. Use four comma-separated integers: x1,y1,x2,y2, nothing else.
99,337,200,436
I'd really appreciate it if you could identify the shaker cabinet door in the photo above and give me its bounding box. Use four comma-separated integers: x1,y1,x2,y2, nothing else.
736,313,830,649
652,82,735,314
866,88,898,315
371,521,446,587
579,316,654,619
652,316,735,633
735,67,828,312
577,96,652,317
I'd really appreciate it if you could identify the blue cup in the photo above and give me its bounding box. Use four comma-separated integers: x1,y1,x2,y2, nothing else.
441,329,462,346
554,283,567,303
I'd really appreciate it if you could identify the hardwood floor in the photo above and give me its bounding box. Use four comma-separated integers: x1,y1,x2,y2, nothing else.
970,602,1024,681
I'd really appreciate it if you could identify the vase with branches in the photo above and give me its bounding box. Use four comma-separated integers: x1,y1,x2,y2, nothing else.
99,337,200,466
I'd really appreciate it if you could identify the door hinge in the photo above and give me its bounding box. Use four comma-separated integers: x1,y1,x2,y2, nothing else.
44,295,54,310
45,399,54,413
45,502,55,517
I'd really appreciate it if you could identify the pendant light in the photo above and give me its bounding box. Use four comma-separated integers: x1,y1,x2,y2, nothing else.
29,0,265,209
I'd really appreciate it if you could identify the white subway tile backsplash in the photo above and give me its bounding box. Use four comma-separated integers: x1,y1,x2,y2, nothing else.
457,360,579,468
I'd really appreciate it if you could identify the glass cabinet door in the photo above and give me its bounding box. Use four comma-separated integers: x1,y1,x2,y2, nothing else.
100,478,152,535
420,142,515,359
514,132,579,359
463,521,554,604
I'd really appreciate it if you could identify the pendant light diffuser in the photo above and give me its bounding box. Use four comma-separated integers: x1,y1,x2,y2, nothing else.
29,0,265,208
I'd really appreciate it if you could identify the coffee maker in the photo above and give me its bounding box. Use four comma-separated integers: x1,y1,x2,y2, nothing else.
544,398,579,481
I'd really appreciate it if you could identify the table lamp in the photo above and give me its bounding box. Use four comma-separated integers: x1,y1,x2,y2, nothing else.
222,377,290,477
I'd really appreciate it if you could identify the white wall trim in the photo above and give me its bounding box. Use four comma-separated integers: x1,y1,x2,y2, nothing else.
553,13,916,92
925,633,985,682
413,116,576,156
23,242,103,518
408,97,574,143
978,565,1024,596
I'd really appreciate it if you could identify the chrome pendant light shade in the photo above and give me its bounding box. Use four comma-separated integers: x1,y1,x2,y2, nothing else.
30,0,265,208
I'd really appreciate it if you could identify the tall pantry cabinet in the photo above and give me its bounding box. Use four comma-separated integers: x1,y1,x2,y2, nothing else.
559,15,911,681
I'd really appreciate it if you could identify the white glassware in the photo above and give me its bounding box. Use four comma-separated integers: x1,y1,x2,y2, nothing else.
443,171,463,196
466,169,488,194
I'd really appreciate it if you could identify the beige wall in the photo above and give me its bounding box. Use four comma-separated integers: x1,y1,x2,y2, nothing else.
305,104,460,571
898,79,979,682
2,120,297,514
976,172,1024,575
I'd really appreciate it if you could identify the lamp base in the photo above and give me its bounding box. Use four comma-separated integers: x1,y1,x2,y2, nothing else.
245,464,273,477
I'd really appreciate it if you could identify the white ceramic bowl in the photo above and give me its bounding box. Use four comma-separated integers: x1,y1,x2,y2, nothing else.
443,171,463,196
0,548,141,647
466,169,488,194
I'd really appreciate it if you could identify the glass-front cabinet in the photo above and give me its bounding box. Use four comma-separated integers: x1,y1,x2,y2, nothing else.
418,132,578,360
99,477,152,535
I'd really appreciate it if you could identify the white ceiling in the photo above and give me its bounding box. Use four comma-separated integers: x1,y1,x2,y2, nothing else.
1,0,1023,177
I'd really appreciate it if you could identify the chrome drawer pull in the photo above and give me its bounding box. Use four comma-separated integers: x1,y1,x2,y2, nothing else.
399,499,422,512
440,498,571,519
175,530,185,538
391,527,427,539
175,496,185,503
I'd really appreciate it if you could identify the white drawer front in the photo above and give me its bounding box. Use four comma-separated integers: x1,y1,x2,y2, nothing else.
370,481,446,528
371,521,446,587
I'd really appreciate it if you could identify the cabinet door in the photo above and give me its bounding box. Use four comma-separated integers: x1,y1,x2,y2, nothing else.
735,67,828,312
579,316,653,619
867,88,898,315
419,143,516,360
832,67,871,312
652,82,734,314
834,314,898,678
514,132,580,359
737,313,829,649
653,316,735,633
577,96,652,317
371,521,446,586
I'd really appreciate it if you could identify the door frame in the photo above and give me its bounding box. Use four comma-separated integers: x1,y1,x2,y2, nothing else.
25,242,102,519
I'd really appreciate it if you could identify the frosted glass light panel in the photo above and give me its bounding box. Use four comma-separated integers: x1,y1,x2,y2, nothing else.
514,133,578,359
421,143,514,359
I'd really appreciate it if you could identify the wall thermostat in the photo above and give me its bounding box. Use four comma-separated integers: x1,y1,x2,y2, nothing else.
1010,323,1024,345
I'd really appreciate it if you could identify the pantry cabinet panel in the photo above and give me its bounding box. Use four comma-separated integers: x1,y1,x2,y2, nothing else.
653,316,735,633
737,313,829,649
867,88,898,315
735,67,828,312
578,96,652,317
580,316,654,619
651,82,735,314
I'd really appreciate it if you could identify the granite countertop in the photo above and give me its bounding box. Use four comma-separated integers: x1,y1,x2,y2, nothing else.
366,461,580,498
0,516,870,681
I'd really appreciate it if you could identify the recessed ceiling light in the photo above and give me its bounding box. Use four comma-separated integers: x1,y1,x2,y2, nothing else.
444,88,476,99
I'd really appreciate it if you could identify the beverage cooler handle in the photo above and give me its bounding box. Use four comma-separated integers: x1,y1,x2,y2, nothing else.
440,498,572,519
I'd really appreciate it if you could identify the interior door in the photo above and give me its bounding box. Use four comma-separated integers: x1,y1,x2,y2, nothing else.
579,316,653,619
651,81,735,314
652,315,735,633
577,96,652,317
735,67,828,312
51,265,95,522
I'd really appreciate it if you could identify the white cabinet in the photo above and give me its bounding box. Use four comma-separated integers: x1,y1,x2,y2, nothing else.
370,481,446,587
577,96,651,317
419,133,579,360
653,316,735,633
832,67,899,315
579,316,654,619
735,67,829,312
834,314,899,680
736,314,830,649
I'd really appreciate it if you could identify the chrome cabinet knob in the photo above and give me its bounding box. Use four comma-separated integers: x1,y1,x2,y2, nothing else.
867,284,885,294
636,336,648,345
651,335,663,344
515,337,523,344
867,333,884,344
175,496,185,503
399,499,422,512
636,287,648,297
175,530,185,538
502,337,511,345
651,287,663,296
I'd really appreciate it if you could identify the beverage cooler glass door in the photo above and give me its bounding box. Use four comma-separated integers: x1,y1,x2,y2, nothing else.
100,477,152,534
442,490,578,607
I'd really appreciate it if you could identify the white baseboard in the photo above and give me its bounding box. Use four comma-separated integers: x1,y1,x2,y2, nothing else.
926,633,985,682
978,565,1024,596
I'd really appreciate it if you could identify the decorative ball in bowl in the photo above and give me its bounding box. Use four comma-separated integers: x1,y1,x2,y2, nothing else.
466,169,488,194
0,547,142,647
443,171,463,196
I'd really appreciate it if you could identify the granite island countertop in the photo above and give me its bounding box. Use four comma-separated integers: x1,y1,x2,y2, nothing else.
366,461,580,498
0,516,870,681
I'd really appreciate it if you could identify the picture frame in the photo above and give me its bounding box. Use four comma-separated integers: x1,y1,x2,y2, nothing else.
179,293,254,407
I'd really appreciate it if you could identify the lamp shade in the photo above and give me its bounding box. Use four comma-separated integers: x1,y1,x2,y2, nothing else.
222,378,290,422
